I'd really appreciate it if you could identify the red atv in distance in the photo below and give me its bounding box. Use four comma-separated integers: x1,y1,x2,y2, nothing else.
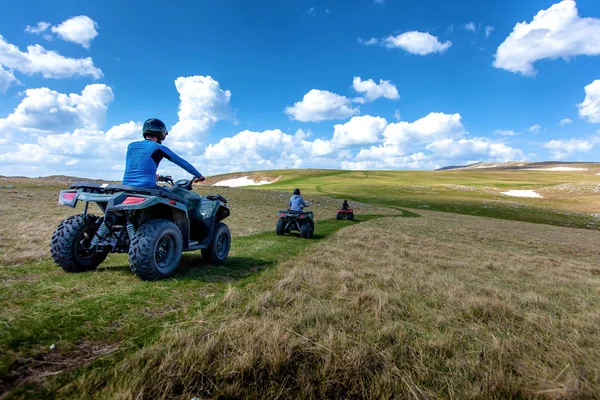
336,208,354,220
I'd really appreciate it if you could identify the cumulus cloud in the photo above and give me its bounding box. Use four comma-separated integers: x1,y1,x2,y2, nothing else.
494,0,600,75
559,118,573,125
352,76,399,102
542,134,600,159
0,64,19,93
356,112,465,160
169,75,233,153
426,138,524,162
51,16,99,48
0,76,234,179
528,124,541,133
464,22,477,32
25,22,51,34
330,115,388,149
577,80,600,123
0,35,102,79
285,89,359,122
384,31,452,55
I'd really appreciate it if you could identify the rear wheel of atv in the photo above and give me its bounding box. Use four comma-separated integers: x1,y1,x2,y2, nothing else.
128,219,183,281
276,218,285,235
336,212,341,220
309,220,315,236
347,213,354,221
300,221,312,238
50,214,108,273
202,222,231,265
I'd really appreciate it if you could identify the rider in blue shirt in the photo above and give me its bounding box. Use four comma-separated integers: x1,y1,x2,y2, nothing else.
122,118,205,188
289,188,308,211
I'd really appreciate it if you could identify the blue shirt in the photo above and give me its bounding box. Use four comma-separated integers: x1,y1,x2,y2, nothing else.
289,194,307,211
122,140,202,188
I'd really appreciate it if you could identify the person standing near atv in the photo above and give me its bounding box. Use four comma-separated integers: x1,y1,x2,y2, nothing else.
122,118,205,188
289,188,308,211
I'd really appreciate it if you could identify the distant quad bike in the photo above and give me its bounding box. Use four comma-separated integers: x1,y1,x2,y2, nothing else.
50,175,231,281
275,209,315,238
336,208,354,220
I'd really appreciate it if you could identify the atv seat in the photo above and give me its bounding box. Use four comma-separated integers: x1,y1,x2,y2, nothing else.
70,182,185,203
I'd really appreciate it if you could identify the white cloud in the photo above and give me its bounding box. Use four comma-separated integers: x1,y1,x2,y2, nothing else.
577,80,600,123
0,76,235,179
0,64,19,93
426,138,525,162
384,31,452,55
494,0,600,75
485,26,494,38
465,22,477,32
331,115,387,149
559,118,573,126
357,112,465,160
394,109,401,121
285,89,359,122
542,134,600,159
50,16,99,49
352,76,399,102
0,35,102,79
25,22,51,34
169,75,233,152
2,84,113,135
359,38,379,46
528,124,541,133
494,129,518,136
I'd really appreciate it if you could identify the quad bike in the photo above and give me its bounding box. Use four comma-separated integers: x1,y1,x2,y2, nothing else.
50,175,231,281
275,208,315,238
336,208,354,220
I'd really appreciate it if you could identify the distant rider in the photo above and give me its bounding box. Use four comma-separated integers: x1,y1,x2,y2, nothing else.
122,118,205,188
289,188,308,211
341,199,349,210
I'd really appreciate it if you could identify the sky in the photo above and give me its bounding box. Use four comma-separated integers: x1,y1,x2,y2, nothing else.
0,0,600,179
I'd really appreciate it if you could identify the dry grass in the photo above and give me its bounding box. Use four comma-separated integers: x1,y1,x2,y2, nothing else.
70,211,600,399
0,178,391,266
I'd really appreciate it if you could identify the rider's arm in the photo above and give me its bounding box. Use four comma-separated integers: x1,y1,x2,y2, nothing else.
157,144,203,179
301,198,308,207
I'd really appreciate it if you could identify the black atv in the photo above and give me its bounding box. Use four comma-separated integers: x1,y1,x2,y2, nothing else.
275,208,314,238
50,175,231,281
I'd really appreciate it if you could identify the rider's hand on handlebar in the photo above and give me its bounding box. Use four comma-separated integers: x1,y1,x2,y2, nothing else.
193,176,206,183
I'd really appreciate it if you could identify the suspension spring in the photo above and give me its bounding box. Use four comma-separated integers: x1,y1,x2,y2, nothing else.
89,222,108,248
126,222,136,242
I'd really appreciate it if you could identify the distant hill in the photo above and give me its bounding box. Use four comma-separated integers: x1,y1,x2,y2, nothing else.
437,161,600,171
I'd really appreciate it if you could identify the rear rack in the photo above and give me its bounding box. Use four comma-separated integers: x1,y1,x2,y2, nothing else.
70,181,184,203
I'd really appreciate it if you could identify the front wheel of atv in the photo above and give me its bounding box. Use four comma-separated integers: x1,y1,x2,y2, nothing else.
129,219,183,281
276,218,285,235
300,221,312,238
202,222,231,265
51,214,108,273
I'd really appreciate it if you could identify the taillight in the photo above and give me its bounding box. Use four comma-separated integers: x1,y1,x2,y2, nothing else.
61,192,77,201
298,214,305,219
122,196,146,205
280,213,286,217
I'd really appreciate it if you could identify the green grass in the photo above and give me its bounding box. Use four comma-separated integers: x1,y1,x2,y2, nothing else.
241,168,600,229
1,169,599,398
0,208,402,398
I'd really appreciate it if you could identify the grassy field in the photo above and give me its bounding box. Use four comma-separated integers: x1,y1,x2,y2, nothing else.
218,164,600,230
1,167,599,399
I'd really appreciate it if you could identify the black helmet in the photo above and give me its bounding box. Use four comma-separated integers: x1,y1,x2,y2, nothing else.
142,118,168,143
293,188,300,195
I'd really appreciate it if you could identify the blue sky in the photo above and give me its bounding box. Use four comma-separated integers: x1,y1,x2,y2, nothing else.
0,0,599,178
